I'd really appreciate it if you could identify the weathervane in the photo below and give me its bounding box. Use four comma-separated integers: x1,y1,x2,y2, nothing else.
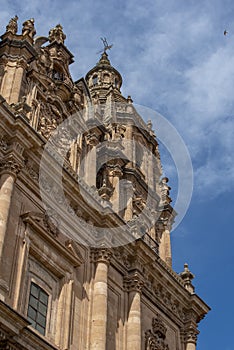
97,37,113,54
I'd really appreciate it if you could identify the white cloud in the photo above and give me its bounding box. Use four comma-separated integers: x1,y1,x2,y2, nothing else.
0,0,233,198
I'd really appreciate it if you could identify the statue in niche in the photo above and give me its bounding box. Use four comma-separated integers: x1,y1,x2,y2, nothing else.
22,18,36,38
6,15,18,34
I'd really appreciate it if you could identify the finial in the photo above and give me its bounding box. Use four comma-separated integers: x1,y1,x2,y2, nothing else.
180,263,195,294
22,18,36,38
127,95,133,104
97,37,113,55
6,15,18,34
147,119,153,130
97,51,111,66
48,24,66,44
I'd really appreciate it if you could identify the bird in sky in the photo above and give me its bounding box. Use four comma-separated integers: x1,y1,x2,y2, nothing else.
224,29,228,36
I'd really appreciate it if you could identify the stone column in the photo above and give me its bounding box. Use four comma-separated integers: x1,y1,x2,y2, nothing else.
0,59,27,104
10,59,27,104
56,273,74,349
84,133,99,187
108,162,123,213
162,227,172,266
0,155,21,257
90,248,112,350
124,271,144,350
0,154,21,299
182,311,199,350
185,327,199,350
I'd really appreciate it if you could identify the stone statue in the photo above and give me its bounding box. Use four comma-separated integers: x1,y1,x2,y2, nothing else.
22,18,36,38
48,24,66,44
6,15,18,34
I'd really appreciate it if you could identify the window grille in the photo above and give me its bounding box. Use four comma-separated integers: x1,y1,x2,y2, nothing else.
27,282,49,335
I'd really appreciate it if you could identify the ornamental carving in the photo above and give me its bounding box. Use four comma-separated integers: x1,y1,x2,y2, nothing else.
90,247,112,264
49,24,66,44
21,210,60,237
0,136,9,152
10,96,31,118
44,207,60,236
24,158,39,181
0,155,22,177
37,101,62,139
6,15,18,34
123,271,144,293
145,314,169,350
183,326,199,345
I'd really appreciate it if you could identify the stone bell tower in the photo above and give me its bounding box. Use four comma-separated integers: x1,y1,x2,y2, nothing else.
0,17,209,350
84,51,174,265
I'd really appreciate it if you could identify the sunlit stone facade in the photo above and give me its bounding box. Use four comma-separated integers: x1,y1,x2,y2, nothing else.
0,17,209,350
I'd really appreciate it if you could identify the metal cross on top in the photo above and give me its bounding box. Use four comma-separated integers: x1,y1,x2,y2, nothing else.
97,37,113,54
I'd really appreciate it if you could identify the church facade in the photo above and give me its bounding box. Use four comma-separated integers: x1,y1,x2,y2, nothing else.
0,17,209,350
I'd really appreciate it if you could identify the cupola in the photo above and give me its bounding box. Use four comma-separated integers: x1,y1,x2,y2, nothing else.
85,51,123,100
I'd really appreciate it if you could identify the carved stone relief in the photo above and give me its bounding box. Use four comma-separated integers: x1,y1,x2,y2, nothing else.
145,314,169,350
37,101,62,139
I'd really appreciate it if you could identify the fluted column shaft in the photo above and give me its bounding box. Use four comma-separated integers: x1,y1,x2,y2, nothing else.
186,343,196,350
90,248,111,350
0,173,15,258
0,154,21,300
124,272,144,350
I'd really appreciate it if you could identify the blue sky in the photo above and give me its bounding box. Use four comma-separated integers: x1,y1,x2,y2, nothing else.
1,1,234,348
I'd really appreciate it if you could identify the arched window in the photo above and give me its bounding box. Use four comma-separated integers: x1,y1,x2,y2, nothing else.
52,64,64,81
92,75,98,86
27,282,49,335
52,69,64,81
103,73,110,83
114,78,118,88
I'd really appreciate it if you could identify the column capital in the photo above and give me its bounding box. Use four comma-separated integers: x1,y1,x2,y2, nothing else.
123,271,144,293
85,132,99,146
185,326,199,344
90,247,112,265
0,154,23,178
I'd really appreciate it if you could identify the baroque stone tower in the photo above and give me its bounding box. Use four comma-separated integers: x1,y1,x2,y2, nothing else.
0,17,209,350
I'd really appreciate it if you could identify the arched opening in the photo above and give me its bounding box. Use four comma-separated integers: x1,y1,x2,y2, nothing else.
114,78,118,88
92,75,98,86
52,64,64,81
103,73,110,83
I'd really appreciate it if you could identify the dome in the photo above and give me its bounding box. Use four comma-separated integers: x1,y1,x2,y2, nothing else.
85,52,122,93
